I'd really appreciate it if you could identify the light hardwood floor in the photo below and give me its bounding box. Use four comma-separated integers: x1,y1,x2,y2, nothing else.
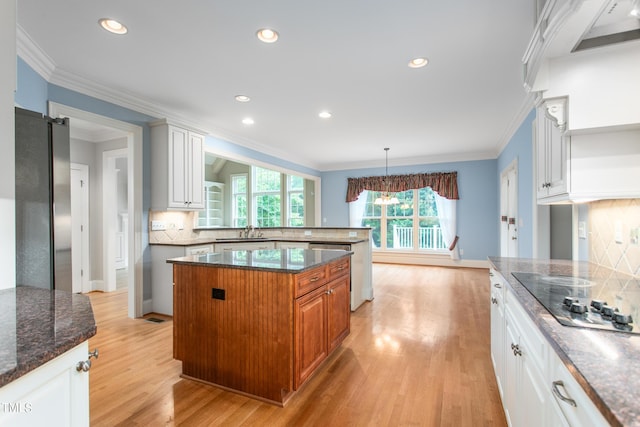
87,264,506,426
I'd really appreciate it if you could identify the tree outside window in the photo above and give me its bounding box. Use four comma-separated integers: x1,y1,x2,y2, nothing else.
253,167,281,227
362,187,446,251
231,174,248,227
287,175,304,227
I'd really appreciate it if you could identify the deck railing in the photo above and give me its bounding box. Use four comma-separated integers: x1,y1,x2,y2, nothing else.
392,225,445,250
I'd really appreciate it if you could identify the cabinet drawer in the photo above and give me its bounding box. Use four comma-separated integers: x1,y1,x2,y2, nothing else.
549,351,609,427
295,267,327,297
327,257,350,280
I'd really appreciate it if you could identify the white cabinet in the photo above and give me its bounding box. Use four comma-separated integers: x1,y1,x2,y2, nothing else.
536,104,569,200
151,120,205,210
0,342,90,427
489,269,506,401
197,182,224,227
504,300,548,427
548,351,609,427
151,243,214,315
490,270,609,427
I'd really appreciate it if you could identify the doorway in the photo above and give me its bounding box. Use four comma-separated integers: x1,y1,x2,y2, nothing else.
49,102,143,318
500,160,518,257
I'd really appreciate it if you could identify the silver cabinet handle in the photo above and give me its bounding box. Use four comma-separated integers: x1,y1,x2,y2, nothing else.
491,297,498,305
76,360,91,372
88,348,99,360
552,381,577,407
510,343,522,356
494,283,502,288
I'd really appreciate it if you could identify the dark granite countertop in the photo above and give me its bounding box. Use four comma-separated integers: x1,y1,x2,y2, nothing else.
0,286,97,388
150,237,367,246
489,257,639,427
167,248,352,273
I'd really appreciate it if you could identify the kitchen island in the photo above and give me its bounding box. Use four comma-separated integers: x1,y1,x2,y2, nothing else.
489,257,640,427
167,248,352,405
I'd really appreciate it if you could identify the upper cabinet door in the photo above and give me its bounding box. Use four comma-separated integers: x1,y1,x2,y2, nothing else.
151,120,205,211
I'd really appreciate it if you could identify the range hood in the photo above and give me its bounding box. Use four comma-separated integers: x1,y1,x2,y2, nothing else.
574,0,640,51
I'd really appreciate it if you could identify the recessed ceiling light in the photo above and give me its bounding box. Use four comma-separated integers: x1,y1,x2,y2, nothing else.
408,57,428,68
235,95,251,102
256,28,279,43
318,111,332,119
98,18,128,35
242,118,255,125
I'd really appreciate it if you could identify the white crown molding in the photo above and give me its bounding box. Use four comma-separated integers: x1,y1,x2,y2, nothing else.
16,24,55,81
495,92,536,157
322,150,497,172
49,67,320,170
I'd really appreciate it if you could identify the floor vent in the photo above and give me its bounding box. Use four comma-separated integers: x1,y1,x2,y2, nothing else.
145,317,166,323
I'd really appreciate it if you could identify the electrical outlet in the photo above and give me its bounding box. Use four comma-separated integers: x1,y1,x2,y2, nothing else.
151,221,166,231
349,231,357,237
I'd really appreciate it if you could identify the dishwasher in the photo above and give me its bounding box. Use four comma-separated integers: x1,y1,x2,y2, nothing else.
308,243,364,311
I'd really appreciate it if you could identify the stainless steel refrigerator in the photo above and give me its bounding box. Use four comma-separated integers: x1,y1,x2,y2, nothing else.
15,107,72,291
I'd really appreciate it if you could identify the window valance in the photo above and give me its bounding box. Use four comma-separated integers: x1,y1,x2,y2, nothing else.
345,172,459,202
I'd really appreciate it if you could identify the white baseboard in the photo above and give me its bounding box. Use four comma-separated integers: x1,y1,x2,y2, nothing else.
90,280,104,292
372,251,490,269
143,299,153,315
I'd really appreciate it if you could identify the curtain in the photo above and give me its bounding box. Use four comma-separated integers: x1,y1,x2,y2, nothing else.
434,193,459,260
348,190,368,227
346,172,458,202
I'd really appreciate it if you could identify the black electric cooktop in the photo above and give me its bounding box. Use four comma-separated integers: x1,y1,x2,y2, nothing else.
512,272,640,334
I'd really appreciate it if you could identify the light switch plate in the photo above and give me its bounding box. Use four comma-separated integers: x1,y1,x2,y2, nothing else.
578,221,586,239
349,231,357,237
304,230,312,236
615,221,623,244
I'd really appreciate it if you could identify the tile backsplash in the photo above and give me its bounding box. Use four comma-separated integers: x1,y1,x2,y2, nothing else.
589,199,640,277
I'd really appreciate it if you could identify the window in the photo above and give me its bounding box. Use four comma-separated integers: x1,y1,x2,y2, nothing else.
231,174,248,227
362,187,446,251
253,167,281,227
287,175,305,227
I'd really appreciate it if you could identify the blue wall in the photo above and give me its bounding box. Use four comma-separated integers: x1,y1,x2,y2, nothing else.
16,56,537,264
497,109,536,258
321,159,499,261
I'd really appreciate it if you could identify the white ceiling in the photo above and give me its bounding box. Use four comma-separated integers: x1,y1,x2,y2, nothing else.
17,0,536,171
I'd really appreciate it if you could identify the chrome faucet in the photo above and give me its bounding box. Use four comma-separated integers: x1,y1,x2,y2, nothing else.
242,225,254,238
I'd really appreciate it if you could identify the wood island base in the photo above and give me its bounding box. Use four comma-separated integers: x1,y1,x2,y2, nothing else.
170,250,351,405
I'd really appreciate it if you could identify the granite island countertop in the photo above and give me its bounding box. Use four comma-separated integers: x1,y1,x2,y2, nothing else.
167,248,352,273
489,257,640,427
150,236,367,246
0,286,97,387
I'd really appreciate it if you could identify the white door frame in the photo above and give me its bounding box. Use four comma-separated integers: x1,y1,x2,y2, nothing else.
500,159,518,258
70,163,90,293
103,149,127,292
49,102,143,318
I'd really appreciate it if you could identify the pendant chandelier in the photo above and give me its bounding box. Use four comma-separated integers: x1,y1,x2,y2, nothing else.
374,148,399,205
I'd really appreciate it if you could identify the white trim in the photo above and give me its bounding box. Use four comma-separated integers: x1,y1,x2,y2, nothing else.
16,25,55,81
373,251,489,269
89,280,104,292
70,163,90,293
48,102,143,318
103,149,127,293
